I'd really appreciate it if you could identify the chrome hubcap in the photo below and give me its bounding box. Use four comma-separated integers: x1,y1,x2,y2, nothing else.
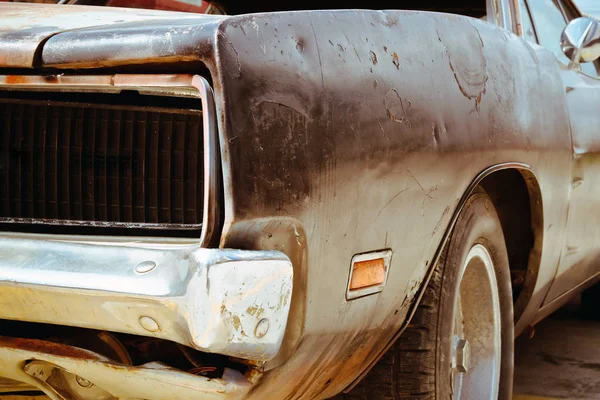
451,244,501,399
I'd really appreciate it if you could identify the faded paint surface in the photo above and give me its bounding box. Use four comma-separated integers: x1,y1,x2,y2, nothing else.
211,11,571,399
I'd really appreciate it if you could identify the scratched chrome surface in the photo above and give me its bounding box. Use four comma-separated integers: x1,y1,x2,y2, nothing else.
0,237,293,361
1,2,600,399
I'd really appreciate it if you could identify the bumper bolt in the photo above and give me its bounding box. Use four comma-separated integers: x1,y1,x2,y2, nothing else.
139,316,160,332
75,376,94,388
135,261,157,273
255,318,269,339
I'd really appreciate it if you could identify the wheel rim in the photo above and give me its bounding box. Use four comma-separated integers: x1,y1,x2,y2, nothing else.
451,244,502,400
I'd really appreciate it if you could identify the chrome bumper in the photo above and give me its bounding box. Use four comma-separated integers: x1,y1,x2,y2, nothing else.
0,236,293,361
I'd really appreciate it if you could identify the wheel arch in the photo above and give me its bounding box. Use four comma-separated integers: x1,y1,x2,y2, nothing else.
479,167,544,323
344,162,544,393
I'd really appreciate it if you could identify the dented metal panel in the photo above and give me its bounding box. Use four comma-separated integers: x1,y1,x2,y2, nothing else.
0,238,293,361
40,17,223,69
0,337,252,399
210,11,571,399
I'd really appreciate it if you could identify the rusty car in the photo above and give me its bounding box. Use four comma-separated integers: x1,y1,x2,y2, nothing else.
1,0,600,399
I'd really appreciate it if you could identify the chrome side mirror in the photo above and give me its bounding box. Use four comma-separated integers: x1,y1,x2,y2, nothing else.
561,17,600,65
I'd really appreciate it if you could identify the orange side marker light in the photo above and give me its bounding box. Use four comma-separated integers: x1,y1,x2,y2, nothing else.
349,258,386,290
346,250,392,300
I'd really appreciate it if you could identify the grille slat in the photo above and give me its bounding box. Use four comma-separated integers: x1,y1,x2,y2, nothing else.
186,117,200,224
34,106,45,218
134,114,147,223
58,107,70,220
1,103,10,216
83,108,96,222
22,104,33,218
98,109,108,222
72,108,84,220
122,111,134,223
174,116,186,224
0,96,204,234
148,114,159,224
108,110,121,222
161,115,173,224
47,106,59,219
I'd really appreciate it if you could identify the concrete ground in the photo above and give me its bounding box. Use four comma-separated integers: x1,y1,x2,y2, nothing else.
513,304,600,400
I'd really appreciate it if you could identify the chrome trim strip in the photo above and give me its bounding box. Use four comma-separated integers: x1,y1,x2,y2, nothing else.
192,75,222,247
0,217,202,230
0,74,220,245
0,237,293,361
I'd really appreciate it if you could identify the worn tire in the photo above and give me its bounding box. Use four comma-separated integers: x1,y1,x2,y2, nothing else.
337,189,514,400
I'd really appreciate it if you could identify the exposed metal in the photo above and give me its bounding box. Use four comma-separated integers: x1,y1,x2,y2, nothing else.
24,360,116,400
0,1,599,399
0,238,293,360
0,3,224,68
0,337,252,400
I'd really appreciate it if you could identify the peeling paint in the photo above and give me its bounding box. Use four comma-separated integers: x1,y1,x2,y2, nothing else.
369,50,378,65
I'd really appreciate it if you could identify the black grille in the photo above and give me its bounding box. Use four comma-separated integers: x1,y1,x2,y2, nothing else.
0,95,204,234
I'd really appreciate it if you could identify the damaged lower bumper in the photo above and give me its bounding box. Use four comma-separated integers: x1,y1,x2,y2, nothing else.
0,235,294,362
0,336,253,399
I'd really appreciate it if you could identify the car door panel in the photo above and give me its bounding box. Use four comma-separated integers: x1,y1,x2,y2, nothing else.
544,67,600,304
525,0,600,305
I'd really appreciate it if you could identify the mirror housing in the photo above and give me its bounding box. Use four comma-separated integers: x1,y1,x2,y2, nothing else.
561,17,600,65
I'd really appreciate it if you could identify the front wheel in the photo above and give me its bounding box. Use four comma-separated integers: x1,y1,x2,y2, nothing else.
340,189,514,400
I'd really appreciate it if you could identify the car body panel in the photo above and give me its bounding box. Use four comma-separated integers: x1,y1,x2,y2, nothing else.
210,10,571,398
542,66,600,304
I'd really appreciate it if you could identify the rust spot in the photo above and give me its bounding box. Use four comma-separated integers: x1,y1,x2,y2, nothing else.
383,45,388,52
0,337,103,361
392,52,399,69
384,88,410,127
42,75,59,83
232,315,242,331
369,51,378,65
5,76,28,84
246,305,265,318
